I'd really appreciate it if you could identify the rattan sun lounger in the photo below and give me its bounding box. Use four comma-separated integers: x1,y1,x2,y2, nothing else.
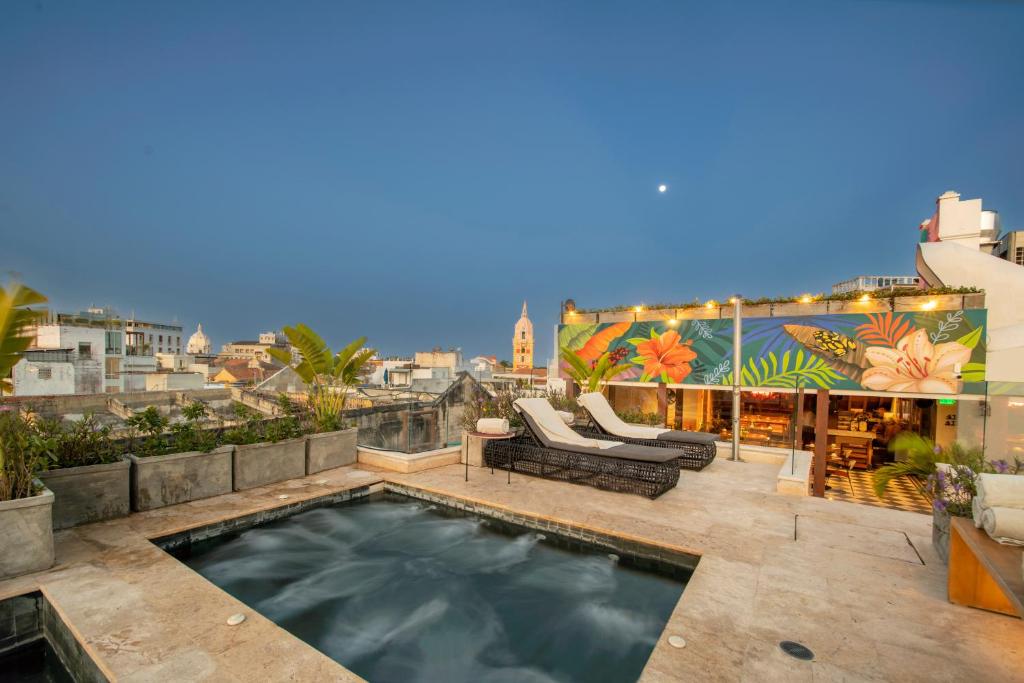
482,398,681,498
575,392,718,471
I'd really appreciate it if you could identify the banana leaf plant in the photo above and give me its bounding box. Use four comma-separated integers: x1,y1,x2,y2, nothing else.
560,345,632,395
267,325,374,433
0,281,47,499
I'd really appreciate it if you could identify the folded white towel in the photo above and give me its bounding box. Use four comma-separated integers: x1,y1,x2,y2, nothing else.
556,410,574,425
975,473,1024,510
972,495,985,528
980,506,1024,546
476,418,509,435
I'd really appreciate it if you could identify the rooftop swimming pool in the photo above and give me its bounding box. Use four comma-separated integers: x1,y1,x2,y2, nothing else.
170,493,691,682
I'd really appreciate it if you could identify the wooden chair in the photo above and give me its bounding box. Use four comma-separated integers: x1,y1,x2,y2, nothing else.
826,450,856,495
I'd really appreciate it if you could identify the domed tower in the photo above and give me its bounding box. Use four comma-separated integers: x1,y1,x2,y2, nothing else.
512,301,534,370
186,323,212,355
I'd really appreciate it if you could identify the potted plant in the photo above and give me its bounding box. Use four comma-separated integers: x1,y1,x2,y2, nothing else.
128,402,234,511
560,347,632,396
267,326,373,475
228,402,308,490
0,411,54,579
0,281,55,578
35,414,130,530
876,434,990,563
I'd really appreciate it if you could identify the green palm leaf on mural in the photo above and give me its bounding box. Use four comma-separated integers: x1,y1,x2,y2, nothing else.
720,349,844,388
558,323,599,351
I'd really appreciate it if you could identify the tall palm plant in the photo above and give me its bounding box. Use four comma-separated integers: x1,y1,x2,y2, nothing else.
0,281,47,499
560,346,632,394
267,325,374,432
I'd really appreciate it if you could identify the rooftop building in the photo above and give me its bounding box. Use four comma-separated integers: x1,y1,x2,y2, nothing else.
831,274,920,295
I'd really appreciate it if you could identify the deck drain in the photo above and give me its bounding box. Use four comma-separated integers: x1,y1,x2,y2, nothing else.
779,641,814,661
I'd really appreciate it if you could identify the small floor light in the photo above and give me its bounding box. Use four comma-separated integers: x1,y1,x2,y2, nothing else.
779,641,814,661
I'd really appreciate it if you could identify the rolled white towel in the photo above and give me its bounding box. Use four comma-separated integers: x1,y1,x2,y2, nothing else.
476,418,509,435
980,506,1024,546
556,410,574,425
972,495,985,528
975,473,1024,509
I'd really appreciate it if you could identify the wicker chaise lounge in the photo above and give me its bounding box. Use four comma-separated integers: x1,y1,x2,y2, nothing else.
575,392,718,471
482,398,682,499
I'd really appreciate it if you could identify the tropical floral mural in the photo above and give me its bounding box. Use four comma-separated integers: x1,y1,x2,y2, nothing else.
558,309,987,394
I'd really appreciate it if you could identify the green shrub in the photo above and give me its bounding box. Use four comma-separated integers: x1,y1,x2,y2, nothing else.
615,409,664,426
0,412,48,501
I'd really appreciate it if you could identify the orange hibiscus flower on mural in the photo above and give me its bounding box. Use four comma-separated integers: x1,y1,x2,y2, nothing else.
631,329,697,383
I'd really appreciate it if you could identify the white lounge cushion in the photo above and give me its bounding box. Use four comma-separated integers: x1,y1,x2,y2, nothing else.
514,398,621,450
476,418,509,435
556,410,574,425
577,392,669,440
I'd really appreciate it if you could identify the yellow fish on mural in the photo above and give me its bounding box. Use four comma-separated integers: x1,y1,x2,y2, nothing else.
783,324,867,382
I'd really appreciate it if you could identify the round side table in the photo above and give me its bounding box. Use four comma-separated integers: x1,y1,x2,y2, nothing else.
464,431,517,484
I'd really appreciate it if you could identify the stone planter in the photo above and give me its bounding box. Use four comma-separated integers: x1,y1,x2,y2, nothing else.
129,445,234,512
38,459,130,530
232,437,307,491
0,483,54,579
306,428,358,474
933,507,951,565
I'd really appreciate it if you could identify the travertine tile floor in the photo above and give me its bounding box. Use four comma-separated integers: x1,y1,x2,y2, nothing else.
2,457,1022,682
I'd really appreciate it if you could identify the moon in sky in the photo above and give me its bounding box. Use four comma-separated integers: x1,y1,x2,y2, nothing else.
658,184,668,193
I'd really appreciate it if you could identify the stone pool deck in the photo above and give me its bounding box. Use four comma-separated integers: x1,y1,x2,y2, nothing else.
2,457,1023,681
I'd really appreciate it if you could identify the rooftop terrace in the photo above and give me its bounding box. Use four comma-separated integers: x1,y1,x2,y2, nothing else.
1,453,1020,681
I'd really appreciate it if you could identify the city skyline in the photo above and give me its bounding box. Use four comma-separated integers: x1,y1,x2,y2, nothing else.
3,1,1023,360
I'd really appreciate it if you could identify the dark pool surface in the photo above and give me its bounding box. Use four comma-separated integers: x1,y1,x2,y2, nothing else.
0,640,74,683
178,493,689,683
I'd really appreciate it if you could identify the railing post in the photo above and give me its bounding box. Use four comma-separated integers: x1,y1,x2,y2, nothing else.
656,382,668,427
731,296,743,461
813,390,829,497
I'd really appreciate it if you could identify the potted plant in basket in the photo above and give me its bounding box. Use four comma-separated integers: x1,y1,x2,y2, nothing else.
267,325,373,475
0,281,57,578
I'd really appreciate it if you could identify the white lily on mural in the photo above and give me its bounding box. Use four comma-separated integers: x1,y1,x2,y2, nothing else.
861,328,971,393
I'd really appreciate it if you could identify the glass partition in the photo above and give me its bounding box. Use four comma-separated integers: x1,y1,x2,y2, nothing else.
958,382,1024,467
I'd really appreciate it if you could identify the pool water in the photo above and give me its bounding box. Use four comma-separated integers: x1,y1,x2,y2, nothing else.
176,493,689,683
0,639,74,683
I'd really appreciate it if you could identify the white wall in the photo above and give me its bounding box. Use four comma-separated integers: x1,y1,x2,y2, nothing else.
13,359,76,395
917,241,1024,382
145,373,204,391
155,354,195,371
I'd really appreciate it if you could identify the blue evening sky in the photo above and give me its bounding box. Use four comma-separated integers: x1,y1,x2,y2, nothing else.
2,1,1022,363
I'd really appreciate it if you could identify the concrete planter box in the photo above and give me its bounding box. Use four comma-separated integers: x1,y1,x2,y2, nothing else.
129,445,234,511
38,460,129,530
933,507,951,565
232,436,307,491
0,484,54,579
306,428,357,474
